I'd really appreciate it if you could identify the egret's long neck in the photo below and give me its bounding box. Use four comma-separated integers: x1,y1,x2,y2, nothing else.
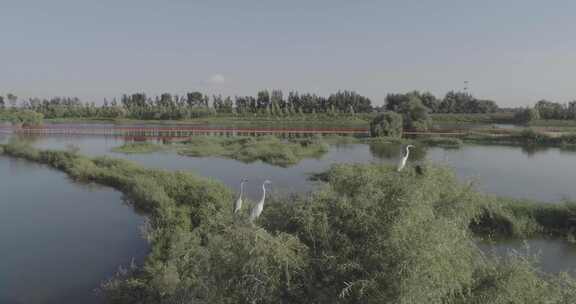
405,147,411,157
239,182,245,196
260,184,267,205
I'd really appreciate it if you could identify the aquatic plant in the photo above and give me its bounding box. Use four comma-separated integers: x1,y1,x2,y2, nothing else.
179,136,329,167
112,142,166,154
112,136,329,167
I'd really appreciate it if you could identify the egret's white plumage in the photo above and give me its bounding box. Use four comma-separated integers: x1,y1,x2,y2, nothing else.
249,180,272,222
396,145,415,172
233,178,248,214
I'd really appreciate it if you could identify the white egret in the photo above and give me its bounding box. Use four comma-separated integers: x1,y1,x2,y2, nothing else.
233,178,248,214
249,180,272,222
396,145,415,172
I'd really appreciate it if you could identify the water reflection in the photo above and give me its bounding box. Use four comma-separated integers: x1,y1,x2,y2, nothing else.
0,156,147,304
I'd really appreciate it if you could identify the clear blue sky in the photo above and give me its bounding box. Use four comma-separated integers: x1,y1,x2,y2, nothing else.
2,0,575,107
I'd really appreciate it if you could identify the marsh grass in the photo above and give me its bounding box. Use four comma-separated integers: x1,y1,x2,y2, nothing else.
112,135,474,167
110,136,329,167
5,142,576,303
431,112,516,124
112,142,166,154
463,128,576,148
178,136,329,167
113,136,330,167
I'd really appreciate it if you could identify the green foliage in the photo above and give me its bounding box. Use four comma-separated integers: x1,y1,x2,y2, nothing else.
535,100,567,120
514,108,541,124
386,91,498,114
4,143,576,303
0,109,44,126
0,143,308,303
369,112,403,138
112,142,166,154
462,129,576,148
262,163,576,303
384,92,432,130
111,136,330,167
176,136,329,167
22,90,373,120
472,197,576,239
439,91,499,114
431,112,516,124
398,93,432,130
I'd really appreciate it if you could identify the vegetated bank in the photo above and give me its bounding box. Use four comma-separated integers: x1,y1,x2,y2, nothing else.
44,114,373,129
408,128,576,151
112,127,576,167
2,142,576,303
111,142,167,154
430,112,516,124
462,128,576,148
113,136,330,167
0,109,44,127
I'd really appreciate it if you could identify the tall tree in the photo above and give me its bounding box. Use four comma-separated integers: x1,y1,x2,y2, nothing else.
6,93,18,108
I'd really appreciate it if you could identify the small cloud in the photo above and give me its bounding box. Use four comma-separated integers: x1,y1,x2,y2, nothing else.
207,74,225,85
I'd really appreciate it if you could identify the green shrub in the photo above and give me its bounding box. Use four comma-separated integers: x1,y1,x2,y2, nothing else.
263,163,576,303
369,112,403,138
0,109,44,126
514,108,540,124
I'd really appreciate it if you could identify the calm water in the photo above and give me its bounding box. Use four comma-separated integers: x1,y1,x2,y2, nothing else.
0,154,147,304
20,134,576,202
477,238,576,275
2,132,576,303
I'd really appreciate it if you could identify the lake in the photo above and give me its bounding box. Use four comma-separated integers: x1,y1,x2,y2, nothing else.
2,132,576,302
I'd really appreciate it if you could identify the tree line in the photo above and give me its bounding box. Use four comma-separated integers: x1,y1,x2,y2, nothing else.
1,90,502,122
370,91,499,132
0,90,373,120
514,99,576,123
383,90,499,114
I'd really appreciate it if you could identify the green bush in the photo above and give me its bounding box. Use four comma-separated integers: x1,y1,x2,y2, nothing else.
0,109,44,126
514,108,540,124
262,163,576,303
399,94,432,131
369,112,403,138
